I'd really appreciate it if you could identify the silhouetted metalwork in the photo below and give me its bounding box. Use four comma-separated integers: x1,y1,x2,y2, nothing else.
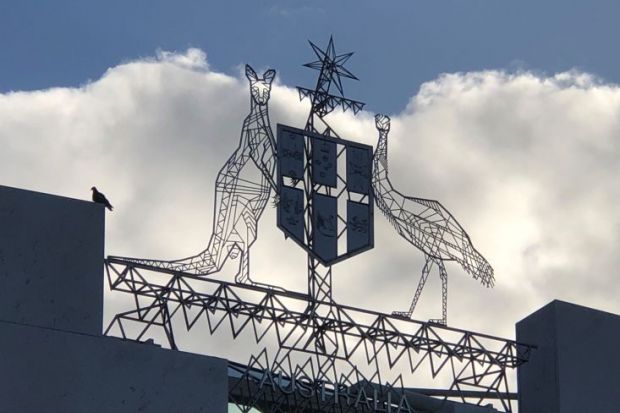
372,115,495,325
293,37,367,318
298,36,364,137
277,37,373,363
110,65,277,286
104,41,530,413
228,357,519,413
277,124,374,266
104,259,531,412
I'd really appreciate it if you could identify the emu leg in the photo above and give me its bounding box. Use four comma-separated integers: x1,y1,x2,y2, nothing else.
392,255,434,319
429,260,448,326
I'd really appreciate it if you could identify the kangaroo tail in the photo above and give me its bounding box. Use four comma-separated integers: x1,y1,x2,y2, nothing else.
109,249,219,275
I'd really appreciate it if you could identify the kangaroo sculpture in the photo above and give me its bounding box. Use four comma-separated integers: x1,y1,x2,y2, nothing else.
115,65,278,286
372,114,494,325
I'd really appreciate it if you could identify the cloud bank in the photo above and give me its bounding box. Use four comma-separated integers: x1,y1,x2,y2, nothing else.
1,48,619,359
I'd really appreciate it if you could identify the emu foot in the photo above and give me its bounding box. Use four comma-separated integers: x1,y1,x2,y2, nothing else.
391,311,412,320
235,276,286,292
428,318,447,326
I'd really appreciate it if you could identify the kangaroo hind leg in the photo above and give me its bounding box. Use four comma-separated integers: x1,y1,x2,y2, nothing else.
234,243,250,284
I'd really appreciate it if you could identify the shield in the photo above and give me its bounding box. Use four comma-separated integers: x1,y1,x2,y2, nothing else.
277,124,374,266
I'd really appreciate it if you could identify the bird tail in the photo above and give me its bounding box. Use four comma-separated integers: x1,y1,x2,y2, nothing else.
459,246,495,288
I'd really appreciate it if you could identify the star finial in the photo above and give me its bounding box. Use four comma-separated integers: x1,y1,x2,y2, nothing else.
303,36,358,96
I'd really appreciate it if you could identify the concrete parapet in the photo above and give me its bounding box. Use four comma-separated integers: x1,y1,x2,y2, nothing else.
517,300,620,413
0,185,104,335
0,319,228,413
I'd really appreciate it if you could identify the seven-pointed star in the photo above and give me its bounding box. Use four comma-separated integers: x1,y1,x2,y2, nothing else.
303,36,358,96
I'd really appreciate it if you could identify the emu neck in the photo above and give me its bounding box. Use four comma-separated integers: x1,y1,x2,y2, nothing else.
375,130,389,171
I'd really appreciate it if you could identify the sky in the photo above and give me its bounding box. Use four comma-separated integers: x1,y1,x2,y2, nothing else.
3,0,620,113
2,0,620,406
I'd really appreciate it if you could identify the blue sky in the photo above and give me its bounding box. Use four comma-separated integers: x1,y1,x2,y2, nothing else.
1,0,619,113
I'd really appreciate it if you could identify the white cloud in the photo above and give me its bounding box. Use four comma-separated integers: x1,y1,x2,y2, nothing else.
155,47,209,70
2,49,620,390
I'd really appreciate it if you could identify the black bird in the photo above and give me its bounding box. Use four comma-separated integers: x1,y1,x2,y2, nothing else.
91,186,113,211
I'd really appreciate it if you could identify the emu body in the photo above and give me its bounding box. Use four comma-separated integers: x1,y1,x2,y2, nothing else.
372,114,494,325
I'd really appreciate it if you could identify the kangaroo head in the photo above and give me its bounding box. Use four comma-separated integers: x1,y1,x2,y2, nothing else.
246,65,275,106
375,114,391,133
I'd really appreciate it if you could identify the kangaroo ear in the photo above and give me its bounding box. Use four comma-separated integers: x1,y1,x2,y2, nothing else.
245,64,258,81
263,69,276,84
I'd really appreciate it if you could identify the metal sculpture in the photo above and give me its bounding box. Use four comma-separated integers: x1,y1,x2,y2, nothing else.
105,259,532,412
103,39,533,413
295,36,366,313
111,65,277,286
277,124,374,266
372,114,495,325
298,37,365,136
271,37,371,360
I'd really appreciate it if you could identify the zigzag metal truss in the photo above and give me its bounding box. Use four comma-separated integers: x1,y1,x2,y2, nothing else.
282,36,372,361
109,65,278,286
104,259,533,412
103,40,533,412
372,115,495,325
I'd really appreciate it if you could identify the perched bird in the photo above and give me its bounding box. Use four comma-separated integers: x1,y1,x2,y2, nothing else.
91,186,113,211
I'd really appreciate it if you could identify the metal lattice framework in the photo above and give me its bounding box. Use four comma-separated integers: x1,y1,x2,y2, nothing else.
110,65,278,286
296,37,366,310
102,39,534,413
104,259,532,412
372,115,495,325
274,37,374,362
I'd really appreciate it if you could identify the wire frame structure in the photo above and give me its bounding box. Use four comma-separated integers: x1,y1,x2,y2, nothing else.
277,124,374,267
103,39,534,413
104,259,533,412
372,115,495,325
109,65,278,287
294,37,367,323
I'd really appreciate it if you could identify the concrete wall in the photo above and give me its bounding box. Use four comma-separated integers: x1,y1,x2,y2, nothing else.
0,319,228,413
517,300,620,413
0,185,228,413
0,185,103,335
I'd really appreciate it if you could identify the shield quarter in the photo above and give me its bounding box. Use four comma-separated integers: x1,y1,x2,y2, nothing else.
277,124,374,266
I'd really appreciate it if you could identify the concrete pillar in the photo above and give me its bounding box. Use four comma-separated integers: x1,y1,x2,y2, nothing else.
517,300,620,413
